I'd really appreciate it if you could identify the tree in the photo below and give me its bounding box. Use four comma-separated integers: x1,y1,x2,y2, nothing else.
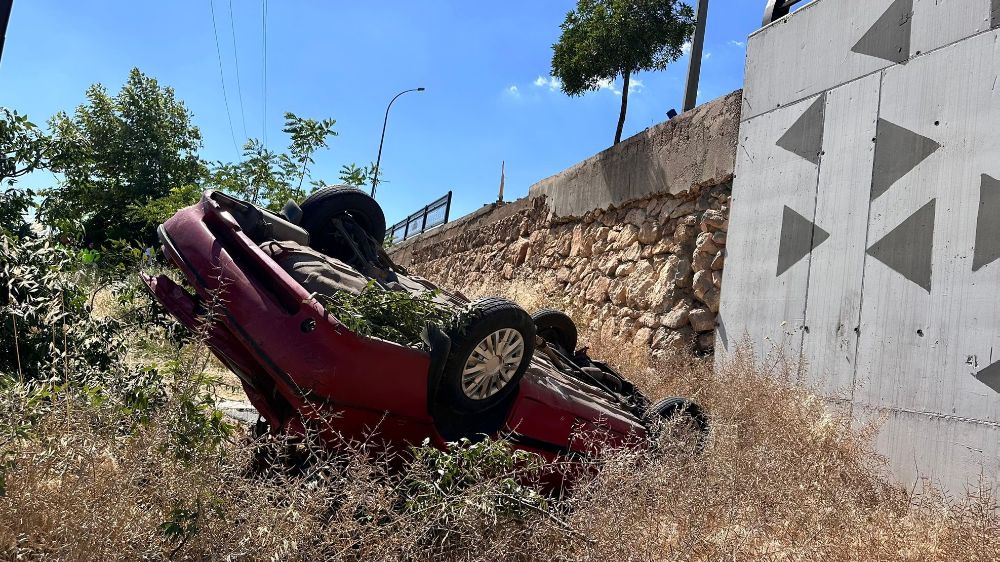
1,108,53,237
551,0,695,145
282,112,337,192
1,108,52,186
41,68,207,245
203,113,338,212
338,162,379,188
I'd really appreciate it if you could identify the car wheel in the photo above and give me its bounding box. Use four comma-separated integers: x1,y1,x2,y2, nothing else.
442,297,536,413
651,397,709,452
531,308,578,353
299,185,387,244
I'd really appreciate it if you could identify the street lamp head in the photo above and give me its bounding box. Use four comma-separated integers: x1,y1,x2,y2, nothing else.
417,87,426,91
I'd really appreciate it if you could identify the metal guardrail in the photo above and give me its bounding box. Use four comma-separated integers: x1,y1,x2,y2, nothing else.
387,191,452,243
763,0,809,25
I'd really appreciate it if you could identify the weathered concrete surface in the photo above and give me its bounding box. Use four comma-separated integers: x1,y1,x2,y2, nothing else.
722,0,1000,492
743,0,996,122
528,91,740,218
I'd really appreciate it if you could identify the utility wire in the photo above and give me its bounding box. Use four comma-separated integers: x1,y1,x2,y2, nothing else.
261,0,268,148
228,0,248,141
209,0,239,154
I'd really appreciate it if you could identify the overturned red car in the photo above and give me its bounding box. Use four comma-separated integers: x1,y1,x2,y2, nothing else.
144,187,707,465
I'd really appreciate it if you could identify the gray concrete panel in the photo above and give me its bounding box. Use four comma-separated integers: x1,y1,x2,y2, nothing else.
911,0,995,55
857,404,1000,494
717,95,824,365
743,0,899,122
745,0,995,123
855,30,1000,424
800,74,881,398
736,0,1000,492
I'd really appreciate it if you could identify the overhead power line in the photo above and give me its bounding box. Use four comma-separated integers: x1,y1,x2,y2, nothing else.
228,0,248,141
209,0,239,154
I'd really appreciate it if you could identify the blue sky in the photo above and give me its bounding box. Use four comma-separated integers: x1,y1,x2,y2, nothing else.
1,1,761,224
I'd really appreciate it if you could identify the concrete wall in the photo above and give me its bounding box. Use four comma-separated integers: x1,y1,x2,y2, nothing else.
389,91,740,356
528,91,740,217
720,0,1000,492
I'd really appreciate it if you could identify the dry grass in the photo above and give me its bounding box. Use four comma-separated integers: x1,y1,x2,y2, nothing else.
1,274,997,560
1,344,998,561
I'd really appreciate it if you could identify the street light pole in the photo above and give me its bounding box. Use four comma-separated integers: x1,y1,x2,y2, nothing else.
371,87,425,198
0,0,14,66
682,0,709,112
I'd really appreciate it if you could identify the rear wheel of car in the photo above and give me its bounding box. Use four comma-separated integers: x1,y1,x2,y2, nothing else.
531,308,578,353
442,297,536,413
651,397,709,452
299,185,387,245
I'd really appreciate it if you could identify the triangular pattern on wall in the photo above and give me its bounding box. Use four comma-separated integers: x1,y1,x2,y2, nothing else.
777,206,830,276
975,360,1000,393
852,0,913,63
776,94,826,165
866,199,936,292
871,119,941,200
973,175,1000,271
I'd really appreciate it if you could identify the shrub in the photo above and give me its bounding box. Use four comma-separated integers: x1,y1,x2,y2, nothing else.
319,281,455,346
0,233,162,409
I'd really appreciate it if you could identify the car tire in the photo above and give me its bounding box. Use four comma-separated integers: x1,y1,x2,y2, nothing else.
442,297,536,413
299,185,387,244
532,308,578,353
652,397,709,450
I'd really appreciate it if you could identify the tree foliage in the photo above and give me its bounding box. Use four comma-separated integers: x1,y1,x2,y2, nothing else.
204,113,337,212
1,108,52,187
40,68,207,246
6,69,344,252
338,162,378,188
1,108,53,238
551,0,695,144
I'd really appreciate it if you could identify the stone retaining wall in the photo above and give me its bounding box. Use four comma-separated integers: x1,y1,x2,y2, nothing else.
389,91,740,355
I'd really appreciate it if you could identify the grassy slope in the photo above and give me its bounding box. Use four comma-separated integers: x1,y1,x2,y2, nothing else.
1,283,998,560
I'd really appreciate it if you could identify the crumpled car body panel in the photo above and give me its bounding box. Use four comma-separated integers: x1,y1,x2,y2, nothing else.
146,191,653,468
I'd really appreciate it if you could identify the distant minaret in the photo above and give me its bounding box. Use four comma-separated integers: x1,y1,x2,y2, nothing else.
498,160,506,204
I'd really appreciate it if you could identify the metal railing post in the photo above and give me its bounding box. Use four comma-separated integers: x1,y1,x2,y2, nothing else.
444,191,452,224
763,0,806,26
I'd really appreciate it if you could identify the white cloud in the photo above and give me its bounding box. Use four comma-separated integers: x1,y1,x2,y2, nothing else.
595,78,618,94
533,75,563,91
704,51,712,59
520,73,641,97
728,39,745,48
681,41,692,55
593,77,643,96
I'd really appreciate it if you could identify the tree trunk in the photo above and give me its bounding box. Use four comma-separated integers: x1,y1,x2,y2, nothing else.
614,70,631,145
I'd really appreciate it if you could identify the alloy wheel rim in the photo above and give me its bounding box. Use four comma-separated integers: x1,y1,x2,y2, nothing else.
461,328,525,400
